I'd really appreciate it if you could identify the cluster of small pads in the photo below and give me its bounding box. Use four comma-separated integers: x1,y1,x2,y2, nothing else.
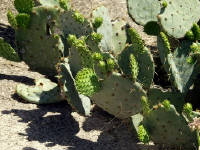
1,0,200,149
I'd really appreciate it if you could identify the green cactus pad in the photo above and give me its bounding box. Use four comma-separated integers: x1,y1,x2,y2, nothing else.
16,13,31,29
157,33,199,93
127,28,145,53
15,6,64,76
7,10,17,29
14,0,35,13
60,10,92,39
138,125,150,144
0,38,20,62
147,87,184,113
92,72,146,119
158,0,200,38
129,54,139,82
16,78,63,104
127,0,163,25
142,104,198,149
58,60,91,116
68,36,94,75
75,68,101,97
91,6,127,55
118,45,154,88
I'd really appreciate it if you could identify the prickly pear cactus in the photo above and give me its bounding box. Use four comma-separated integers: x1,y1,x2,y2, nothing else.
60,10,92,40
127,0,163,25
57,59,91,116
118,28,154,88
158,0,200,38
147,87,184,113
0,38,20,62
15,6,65,76
16,78,63,104
92,72,146,119
91,6,127,55
157,32,199,93
142,101,199,149
75,68,101,97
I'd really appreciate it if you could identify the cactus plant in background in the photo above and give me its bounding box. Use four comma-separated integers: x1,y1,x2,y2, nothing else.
1,0,200,149
137,98,200,149
128,0,200,148
62,6,155,119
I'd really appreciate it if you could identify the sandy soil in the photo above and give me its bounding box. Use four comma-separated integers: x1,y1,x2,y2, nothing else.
0,0,157,150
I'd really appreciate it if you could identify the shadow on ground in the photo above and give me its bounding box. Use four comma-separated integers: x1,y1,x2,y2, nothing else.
2,101,140,150
0,73,35,85
0,23,15,48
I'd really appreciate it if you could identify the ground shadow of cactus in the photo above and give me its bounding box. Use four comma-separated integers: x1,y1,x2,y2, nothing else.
0,23,15,49
0,73,35,85
1,101,140,150
2,102,95,149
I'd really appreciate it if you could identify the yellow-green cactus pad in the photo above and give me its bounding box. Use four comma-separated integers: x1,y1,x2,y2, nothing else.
0,38,20,62
14,0,35,13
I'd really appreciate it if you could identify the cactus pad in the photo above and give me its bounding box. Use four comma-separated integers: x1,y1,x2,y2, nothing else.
158,0,200,38
157,33,199,93
58,60,91,116
75,68,101,97
118,45,154,88
91,6,127,55
7,10,17,29
142,104,198,149
0,38,20,62
14,0,35,13
16,78,63,104
15,13,31,29
15,6,64,76
60,10,92,39
92,73,146,119
127,0,162,25
147,87,184,113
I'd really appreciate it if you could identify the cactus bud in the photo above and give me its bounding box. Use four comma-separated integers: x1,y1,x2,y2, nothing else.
91,32,103,43
92,52,103,61
162,1,168,8
59,0,69,10
67,34,77,46
162,99,171,110
186,56,196,64
106,58,115,71
192,23,200,41
185,30,195,41
183,103,193,116
73,11,84,23
98,60,106,73
7,10,17,29
93,17,103,29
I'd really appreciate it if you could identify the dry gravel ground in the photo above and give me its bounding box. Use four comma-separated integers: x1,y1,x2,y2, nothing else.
0,0,157,150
